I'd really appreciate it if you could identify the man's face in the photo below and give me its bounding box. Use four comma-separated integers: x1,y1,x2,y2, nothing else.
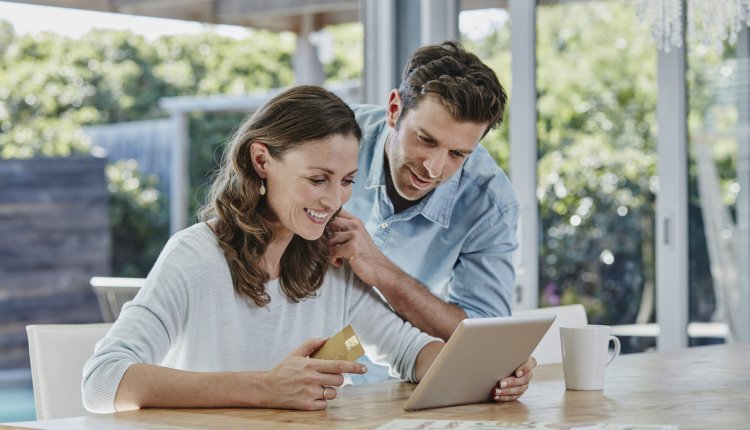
385,92,488,202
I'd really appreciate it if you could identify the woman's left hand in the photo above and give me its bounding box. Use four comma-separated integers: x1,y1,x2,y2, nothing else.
491,356,537,402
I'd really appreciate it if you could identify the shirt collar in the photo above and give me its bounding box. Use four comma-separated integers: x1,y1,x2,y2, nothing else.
365,126,389,189
420,170,459,228
365,128,459,228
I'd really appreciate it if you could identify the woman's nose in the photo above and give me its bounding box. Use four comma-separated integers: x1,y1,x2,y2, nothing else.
321,185,342,209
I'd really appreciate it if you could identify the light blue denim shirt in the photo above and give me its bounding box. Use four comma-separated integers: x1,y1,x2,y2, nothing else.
346,104,519,383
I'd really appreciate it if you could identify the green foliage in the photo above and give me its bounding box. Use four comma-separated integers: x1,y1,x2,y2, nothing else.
106,160,169,277
187,111,248,222
322,23,364,84
1,31,163,125
535,1,659,325
462,2,660,325
466,1,732,329
0,117,91,158
0,20,13,59
153,30,296,95
462,25,511,172
0,21,306,276
687,50,741,207
541,285,607,323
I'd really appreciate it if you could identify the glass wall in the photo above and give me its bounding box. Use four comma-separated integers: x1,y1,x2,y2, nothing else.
687,31,748,345
459,3,511,173
536,0,657,352
319,22,363,86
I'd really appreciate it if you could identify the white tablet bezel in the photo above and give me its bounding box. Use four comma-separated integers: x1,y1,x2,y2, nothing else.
403,314,556,411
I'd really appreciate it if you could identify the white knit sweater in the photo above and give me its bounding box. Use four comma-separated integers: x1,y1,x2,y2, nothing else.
82,222,437,413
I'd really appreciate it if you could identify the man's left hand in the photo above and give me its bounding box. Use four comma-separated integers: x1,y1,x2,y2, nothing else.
491,356,537,402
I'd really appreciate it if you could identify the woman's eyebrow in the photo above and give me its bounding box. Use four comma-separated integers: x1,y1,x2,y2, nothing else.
307,167,358,176
307,167,335,174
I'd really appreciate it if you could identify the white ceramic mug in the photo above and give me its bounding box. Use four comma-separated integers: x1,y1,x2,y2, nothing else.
560,325,620,390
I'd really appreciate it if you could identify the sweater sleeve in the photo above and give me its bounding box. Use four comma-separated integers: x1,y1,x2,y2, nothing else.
81,257,190,413
343,269,440,383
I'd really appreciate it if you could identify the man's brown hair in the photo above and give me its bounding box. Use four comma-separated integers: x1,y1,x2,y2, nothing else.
398,40,507,136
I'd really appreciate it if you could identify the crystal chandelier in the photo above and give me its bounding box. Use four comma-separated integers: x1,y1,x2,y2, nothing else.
637,0,750,53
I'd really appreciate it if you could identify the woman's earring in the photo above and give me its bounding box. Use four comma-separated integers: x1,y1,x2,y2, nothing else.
259,179,267,196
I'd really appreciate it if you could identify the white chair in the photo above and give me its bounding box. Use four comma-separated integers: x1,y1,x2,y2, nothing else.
513,304,587,365
26,323,112,420
90,276,144,321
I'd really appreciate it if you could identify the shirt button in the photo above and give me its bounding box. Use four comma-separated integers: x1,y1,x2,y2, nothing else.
380,222,389,229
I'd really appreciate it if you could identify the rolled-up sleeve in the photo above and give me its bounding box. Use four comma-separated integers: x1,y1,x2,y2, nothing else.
81,261,189,413
447,201,518,319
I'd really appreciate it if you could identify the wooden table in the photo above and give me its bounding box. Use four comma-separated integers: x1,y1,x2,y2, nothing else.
4,343,748,429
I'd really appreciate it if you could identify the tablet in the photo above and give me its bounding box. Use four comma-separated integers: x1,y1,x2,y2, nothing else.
403,314,555,411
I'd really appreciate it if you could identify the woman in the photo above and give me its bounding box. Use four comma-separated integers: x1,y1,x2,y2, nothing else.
83,85,533,413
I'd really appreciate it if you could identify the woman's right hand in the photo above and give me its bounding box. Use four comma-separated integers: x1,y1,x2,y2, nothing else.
256,338,367,410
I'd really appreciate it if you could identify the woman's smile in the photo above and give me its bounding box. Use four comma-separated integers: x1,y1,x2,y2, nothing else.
305,208,331,224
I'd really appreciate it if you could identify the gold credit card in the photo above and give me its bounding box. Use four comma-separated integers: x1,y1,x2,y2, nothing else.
310,324,365,362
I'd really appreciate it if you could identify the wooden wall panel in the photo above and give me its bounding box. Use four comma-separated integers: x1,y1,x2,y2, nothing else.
0,157,110,369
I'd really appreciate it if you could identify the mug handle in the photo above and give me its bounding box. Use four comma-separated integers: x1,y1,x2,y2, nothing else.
606,335,620,367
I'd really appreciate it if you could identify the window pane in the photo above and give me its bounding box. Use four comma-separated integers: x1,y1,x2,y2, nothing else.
687,32,748,346
460,4,511,172
536,0,657,353
321,22,363,86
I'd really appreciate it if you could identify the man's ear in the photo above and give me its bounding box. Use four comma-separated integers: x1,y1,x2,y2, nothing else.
249,142,270,178
386,89,402,128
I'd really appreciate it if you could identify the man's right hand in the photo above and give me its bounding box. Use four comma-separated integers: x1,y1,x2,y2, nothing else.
257,338,367,410
328,209,467,340
329,209,400,288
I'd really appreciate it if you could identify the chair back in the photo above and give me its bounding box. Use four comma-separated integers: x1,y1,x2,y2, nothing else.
513,304,587,365
90,276,144,321
26,323,112,420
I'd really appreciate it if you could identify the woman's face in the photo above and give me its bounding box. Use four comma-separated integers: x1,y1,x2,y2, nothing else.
262,133,359,241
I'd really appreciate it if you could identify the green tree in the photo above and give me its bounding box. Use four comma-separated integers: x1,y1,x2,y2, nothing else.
322,23,364,84
535,1,658,325
464,2,658,326
0,22,298,276
469,1,735,335
462,22,512,172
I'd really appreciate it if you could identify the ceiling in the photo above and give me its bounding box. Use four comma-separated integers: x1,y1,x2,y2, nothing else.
3,0,360,32
2,0,508,33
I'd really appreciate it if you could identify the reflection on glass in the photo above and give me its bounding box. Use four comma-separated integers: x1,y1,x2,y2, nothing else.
537,0,657,353
687,30,747,346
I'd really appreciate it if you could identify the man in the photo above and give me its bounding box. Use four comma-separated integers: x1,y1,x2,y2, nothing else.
330,42,529,397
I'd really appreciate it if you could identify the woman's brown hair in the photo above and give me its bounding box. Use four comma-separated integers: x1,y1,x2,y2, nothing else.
199,85,362,307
